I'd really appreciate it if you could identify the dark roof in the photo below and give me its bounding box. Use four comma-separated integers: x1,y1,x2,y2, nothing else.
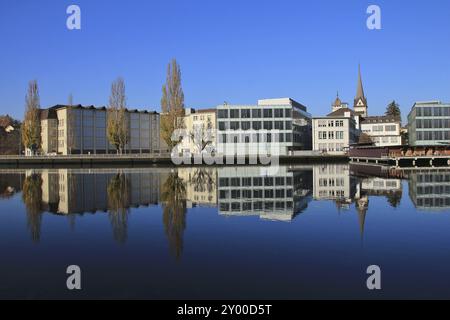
327,108,355,117
43,105,159,114
40,108,57,120
361,115,401,124
195,108,216,114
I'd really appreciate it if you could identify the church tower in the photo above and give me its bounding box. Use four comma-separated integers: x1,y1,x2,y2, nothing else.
353,65,368,117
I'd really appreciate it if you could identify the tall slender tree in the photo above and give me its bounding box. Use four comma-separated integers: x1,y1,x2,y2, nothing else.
160,59,185,149
21,80,41,155
107,77,129,154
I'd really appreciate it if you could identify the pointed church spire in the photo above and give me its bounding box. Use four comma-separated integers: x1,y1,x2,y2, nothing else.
356,64,365,99
354,64,368,117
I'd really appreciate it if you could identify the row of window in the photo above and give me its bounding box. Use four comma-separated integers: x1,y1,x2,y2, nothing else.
218,108,292,119
220,132,293,143
219,176,293,187
220,201,294,212
416,131,450,141
364,124,397,132
416,106,450,117
219,189,293,199
317,131,345,140
317,190,346,198
318,178,346,187
372,136,399,144
218,120,292,131
416,186,450,195
416,119,450,129
317,143,345,152
317,120,345,128
415,198,450,208
416,174,450,183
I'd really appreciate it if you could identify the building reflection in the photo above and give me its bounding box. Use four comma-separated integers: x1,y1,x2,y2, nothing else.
3,164,450,253
407,170,450,211
217,166,313,222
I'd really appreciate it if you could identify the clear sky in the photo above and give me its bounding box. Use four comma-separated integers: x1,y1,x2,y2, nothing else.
1,0,449,120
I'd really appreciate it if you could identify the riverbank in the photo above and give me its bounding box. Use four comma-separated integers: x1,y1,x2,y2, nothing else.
0,154,349,168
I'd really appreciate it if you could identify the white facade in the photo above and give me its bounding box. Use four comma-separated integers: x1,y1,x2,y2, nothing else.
361,117,402,147
312,109,361,155
216,98,312,157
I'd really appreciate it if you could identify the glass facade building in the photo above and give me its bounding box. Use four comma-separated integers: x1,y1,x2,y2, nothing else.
407,101,450,146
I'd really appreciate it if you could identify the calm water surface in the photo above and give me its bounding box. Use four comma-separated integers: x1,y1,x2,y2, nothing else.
1,163,450,299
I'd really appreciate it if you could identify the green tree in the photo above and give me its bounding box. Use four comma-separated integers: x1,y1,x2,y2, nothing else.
21,80,41,155
385,100,401,117
107,77,129,154
161,59,185,149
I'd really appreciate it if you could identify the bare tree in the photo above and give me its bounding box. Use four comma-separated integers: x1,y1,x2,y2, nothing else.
21,80,41,155
160,59,185,149
190,117,213,154
107,77,129,154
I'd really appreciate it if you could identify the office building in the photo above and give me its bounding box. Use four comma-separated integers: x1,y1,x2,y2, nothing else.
40,105,160,155
407,101,450,146
216,98,312,156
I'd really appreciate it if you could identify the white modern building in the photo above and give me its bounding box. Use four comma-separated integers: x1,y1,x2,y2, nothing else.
361,115,402,147
216,98,312,157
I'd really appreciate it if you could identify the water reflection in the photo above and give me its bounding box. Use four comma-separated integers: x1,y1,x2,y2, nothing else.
1,164,450,254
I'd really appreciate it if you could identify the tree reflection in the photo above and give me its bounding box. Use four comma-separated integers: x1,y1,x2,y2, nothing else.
386,192,402,208
190,168,216,194
22,173,43,243
107,172,130,244
161,171,187,259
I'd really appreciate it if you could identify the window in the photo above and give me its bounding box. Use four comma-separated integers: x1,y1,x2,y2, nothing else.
230,121,239,130
274,109,283,118
230,109,239,118
264,121,273,130
218,122,228,130
253,190,263,198
241,121,250,130
263,109,273,118
318,120,327,127
275,177,284,185
252,109,261,118
328,131,334,139
285,121,292,130
385,125,397,132
252,121,262,130
373,125,384,132
242,178,252,187
285,133,292,142
336,131,344,139
241,109,251,118
218,110,228,119
231,178,240,187
285,109,291,117
253,177,262,186
328,121,334,127
336,120,344,127
274,121,284,130
264,177,274,186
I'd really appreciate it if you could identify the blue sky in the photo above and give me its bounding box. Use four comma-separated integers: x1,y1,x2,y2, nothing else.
0,0,449,120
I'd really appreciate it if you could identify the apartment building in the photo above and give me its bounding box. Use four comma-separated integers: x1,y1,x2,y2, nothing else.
407,101,450,146
40,105,160,155
312,107,361,155
216,98,312,156
361,115,402,147
177,108,216,155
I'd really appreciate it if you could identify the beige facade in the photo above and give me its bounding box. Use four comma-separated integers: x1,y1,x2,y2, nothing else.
312,108,360,155
361,116,402,147
178,167,217,207
40,105,161,155
177,108,216,155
